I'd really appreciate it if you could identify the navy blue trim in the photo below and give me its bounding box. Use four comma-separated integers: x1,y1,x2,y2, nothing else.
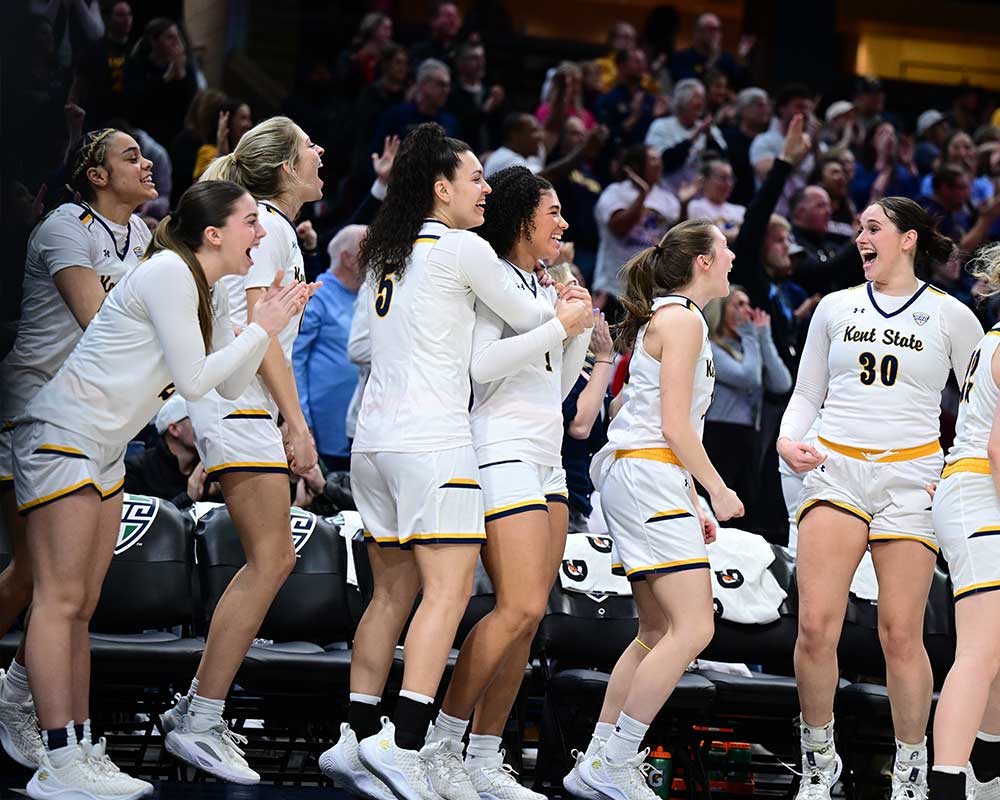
101,483,125,502
866,282,929,319
404,536,486,546
33,447,89,460
546,494,570,506
439,481,481,489
485,503,548,522
503,259,537,298
970,529,1000,539
223,412,273,420
799,500,871,527
76,202,132,261
479,459,523,469
645,511,693,524
210,465,290,477
259,201,298,236
955,583,1000,601
629,561,711,579
661,294,708,326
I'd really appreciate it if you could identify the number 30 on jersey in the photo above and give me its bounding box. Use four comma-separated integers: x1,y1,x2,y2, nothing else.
374,273,395,318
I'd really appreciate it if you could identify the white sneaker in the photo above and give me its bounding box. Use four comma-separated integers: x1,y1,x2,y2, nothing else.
27,746,149,800
83,738,154,797
0,675,43,768
795,747,843,800
424,736,478,800
319,722,395,800
578,744,659,800
563,747,604,800
164,715,260,784
158,693,188,734
972,766,1000,800
357,717,441,800
891,761,927,800
467,749,545,800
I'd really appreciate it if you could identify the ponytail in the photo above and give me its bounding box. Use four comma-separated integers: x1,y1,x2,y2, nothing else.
614,219,717,352
873,196,955,278
146,215,214,351
200,152,239,183
200,116,302,202
143,180,250,351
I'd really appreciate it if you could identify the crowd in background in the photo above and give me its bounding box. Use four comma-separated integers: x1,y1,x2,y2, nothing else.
5,0,1000,542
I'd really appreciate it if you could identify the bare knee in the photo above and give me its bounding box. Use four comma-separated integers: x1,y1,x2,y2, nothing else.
676,616,714,661
247,542,297,584
636,624,667,651
878,619,925,666
495,595,548,642
34,583,89,623
797,608,842,657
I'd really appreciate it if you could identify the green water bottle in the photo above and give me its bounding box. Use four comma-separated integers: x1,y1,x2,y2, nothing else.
646,746,673,798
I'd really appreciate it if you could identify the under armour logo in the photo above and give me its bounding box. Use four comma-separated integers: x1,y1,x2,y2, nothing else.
104,249,111,258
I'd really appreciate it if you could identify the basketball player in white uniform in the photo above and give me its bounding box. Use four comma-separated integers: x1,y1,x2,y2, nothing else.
160,118,323,784
12,181,307,800
565,221,744,800
0,128,154,769
928,242,1000,800
778,198,983,800
319,124,590,800
419,167,592,800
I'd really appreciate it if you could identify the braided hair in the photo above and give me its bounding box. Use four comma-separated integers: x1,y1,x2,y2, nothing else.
62,128,119,204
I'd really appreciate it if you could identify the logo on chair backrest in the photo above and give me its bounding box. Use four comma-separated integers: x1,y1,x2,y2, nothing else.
116,494,160,554
714,568,744,589
561,559,588,581
290,507,317,555
586,536,613,553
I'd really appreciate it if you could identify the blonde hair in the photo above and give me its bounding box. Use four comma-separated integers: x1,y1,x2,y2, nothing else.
546,262,574,285
704,285,747,360
201,116,304,201
970,243,1000,298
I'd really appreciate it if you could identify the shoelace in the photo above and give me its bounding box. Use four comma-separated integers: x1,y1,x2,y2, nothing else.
87,740,123,777
797,767,834,800
214,724,249,758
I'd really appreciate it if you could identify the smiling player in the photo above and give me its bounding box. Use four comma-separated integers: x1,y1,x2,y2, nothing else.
778,198,982,800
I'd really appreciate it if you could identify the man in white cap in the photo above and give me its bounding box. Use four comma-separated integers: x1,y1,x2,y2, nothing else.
915,109,949,174
820,100,858,148
123,395,212,508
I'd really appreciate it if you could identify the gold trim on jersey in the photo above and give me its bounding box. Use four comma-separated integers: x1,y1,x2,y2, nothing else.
485,499,548,521
634,637,653,651
101,478,125,500
205,461,289,474
626,557,710,578
797,498,873,526
817,436,940,463
223,409,273,420
942,458,991,478
440,478,481,489
954,580,1000,601
18,479,100,512
398,532,487,545
615,447,684,468
0,475,13,485
34,444,88,459
868,533,939,554
646,509,694,523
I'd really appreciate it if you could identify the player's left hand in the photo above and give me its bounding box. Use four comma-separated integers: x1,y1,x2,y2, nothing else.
700,513,717,545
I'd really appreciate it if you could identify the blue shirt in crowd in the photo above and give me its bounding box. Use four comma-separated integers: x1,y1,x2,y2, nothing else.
292,271,360,462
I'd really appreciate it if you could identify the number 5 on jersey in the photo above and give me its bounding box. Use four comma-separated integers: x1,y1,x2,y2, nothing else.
375,273,395,318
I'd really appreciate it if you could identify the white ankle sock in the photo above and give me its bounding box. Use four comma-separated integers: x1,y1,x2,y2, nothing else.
2,659,30,704
932,766,965,775
425,710,469,746
186,677,199,700
594,721,615,741
895,736,927,771
977,730,1000,742
465,733,502,765
188,694,225,733
801,715,835,753
605,712,648,764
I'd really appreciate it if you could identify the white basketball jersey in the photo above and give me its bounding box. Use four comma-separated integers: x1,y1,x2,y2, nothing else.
470,263,565,467
214,200,306,409
814,283,980,449
591,295,715,487
947,326,1000,464
26,251,266,448
0,203,150,420
353,220,553,453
